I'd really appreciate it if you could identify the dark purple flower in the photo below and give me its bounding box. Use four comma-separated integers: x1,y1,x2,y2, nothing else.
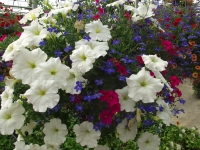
64,45,72,52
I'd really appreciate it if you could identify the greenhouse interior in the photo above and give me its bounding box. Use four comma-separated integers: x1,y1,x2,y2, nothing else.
1,0,200,149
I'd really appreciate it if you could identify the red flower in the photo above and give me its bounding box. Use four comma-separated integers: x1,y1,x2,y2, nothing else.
0,34,8,41
117,64,128,76
125,12,131,20
104,91,119,107
100,110,113,125
166,17,171,22
172,88,182,97
170,76,182,88
166,24,170,28
161,70,167,75
150,71,155,77
98,7,104,15
192,24,197,28
161,40,176,55
173,18,182,26
173,21,179,26
169,95,175,102
4,13,9,17
72,94,82,103
6,22,10,27
136,55,144,64
109,103,120,114
95,0,100,4
99,90,119,106
99,90,108,101
92,14,100,20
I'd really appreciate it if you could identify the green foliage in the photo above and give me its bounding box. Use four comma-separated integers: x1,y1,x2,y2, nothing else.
0,34,19,50
0,134,15,150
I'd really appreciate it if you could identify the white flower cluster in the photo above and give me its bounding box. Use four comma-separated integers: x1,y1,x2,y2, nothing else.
0,0,175,149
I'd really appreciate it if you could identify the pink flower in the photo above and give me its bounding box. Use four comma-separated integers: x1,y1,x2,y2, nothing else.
92,14,100,20
170,76,182,88
99,90,119,107
100,110,113,125
117,64,127,76
99,90,108,101
95,0,100,4
98,7,104,15
109,103,120,114
136,55,144,64
16,32,22,37
0,34,8,41
150,71,155,77
172,88,182,97
161,40,176,55
104,91,119,107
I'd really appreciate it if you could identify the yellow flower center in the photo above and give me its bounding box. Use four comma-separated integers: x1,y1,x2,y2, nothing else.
95,28,101,33
34,29,40,35
70,73,76,78
151,57,157,62
30,13,37,20
50,70,57,75
5,114,11,120
39,90,46,96
140,81,147,87
29,63,36,68
54,128,59,132
123,96,128,100
80,54,87,61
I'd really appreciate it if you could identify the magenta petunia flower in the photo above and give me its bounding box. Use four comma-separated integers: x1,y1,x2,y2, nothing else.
100,110,113,125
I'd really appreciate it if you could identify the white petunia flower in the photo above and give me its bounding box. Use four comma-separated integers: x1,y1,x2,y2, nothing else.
43,118,68,145
4,76,18,88
49,7,71,17
153,71,173,92
73,121,101,148
64,68,87,94
170,141,174,147
35,57,70,90
116,118,137,142
17,134,24,141
75,39,109,58
0,102,25,135
70,45,96,74
0,86,14,109
39,14,57,27
124,5,134,11
57,0,79,11
85,20,111,42
10,48,47,85
115,86,136,112
14,141,30,150
142,54,168,72
2,39,25,61
29,144,47,150
24,79,59,112
106,0,126,7
45,143,60,150
126,67,164,103
132,3,157,22
137,132,160,150
19,7,43,24
21,120,37,135
176,144,181,150
156,98,172,126
20,20,49,47
94,145,110,150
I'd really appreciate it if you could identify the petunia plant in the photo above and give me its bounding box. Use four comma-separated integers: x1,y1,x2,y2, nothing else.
0,0,197,149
